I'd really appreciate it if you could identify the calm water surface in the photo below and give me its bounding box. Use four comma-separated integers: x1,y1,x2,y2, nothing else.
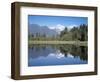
28,44,88,66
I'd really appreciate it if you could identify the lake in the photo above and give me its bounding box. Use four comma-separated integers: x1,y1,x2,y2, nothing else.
28,44,88,66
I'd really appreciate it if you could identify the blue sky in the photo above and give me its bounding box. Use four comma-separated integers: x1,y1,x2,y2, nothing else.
28,15,88,31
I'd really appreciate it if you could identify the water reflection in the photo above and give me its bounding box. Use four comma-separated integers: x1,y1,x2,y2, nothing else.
28,44,88,66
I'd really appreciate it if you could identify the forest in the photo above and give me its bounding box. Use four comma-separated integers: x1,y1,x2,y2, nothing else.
28,24,88,41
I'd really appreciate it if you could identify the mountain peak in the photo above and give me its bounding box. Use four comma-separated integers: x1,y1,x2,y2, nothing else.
28,24,58,37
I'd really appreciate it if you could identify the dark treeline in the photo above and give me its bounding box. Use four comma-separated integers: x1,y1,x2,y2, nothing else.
29,24,88,41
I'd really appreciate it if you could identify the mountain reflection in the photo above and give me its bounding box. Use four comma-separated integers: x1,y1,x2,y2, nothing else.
28,44,88,61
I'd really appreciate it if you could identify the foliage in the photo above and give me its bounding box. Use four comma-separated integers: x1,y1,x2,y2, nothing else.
28,24,88,41
60,24,88,41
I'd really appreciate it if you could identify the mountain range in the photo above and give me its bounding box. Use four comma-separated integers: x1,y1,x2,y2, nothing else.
28,24,59,37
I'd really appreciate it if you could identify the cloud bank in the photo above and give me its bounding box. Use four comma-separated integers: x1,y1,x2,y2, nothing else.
49,24,78,31
49,24,65,31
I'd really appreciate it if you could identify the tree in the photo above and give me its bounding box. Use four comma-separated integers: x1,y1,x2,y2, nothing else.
70,26,79,40
59,24,88,41
79,24,88,41
60,27,68,37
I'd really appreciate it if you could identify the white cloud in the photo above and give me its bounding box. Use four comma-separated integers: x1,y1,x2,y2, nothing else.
56,24,65,31
49,24,78,32
49,24,65,31
49,26,55,29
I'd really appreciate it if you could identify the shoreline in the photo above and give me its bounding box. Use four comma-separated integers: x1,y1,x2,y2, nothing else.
28,40,87,46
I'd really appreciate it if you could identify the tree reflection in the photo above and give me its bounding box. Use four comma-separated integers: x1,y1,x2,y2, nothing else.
28,44,88,61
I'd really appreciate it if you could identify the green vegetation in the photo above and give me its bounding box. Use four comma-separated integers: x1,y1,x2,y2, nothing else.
28,24,88,45
29,41,87,46
60,24,87,41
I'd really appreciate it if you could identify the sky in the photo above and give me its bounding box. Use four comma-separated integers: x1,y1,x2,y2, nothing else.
28,15,88,31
